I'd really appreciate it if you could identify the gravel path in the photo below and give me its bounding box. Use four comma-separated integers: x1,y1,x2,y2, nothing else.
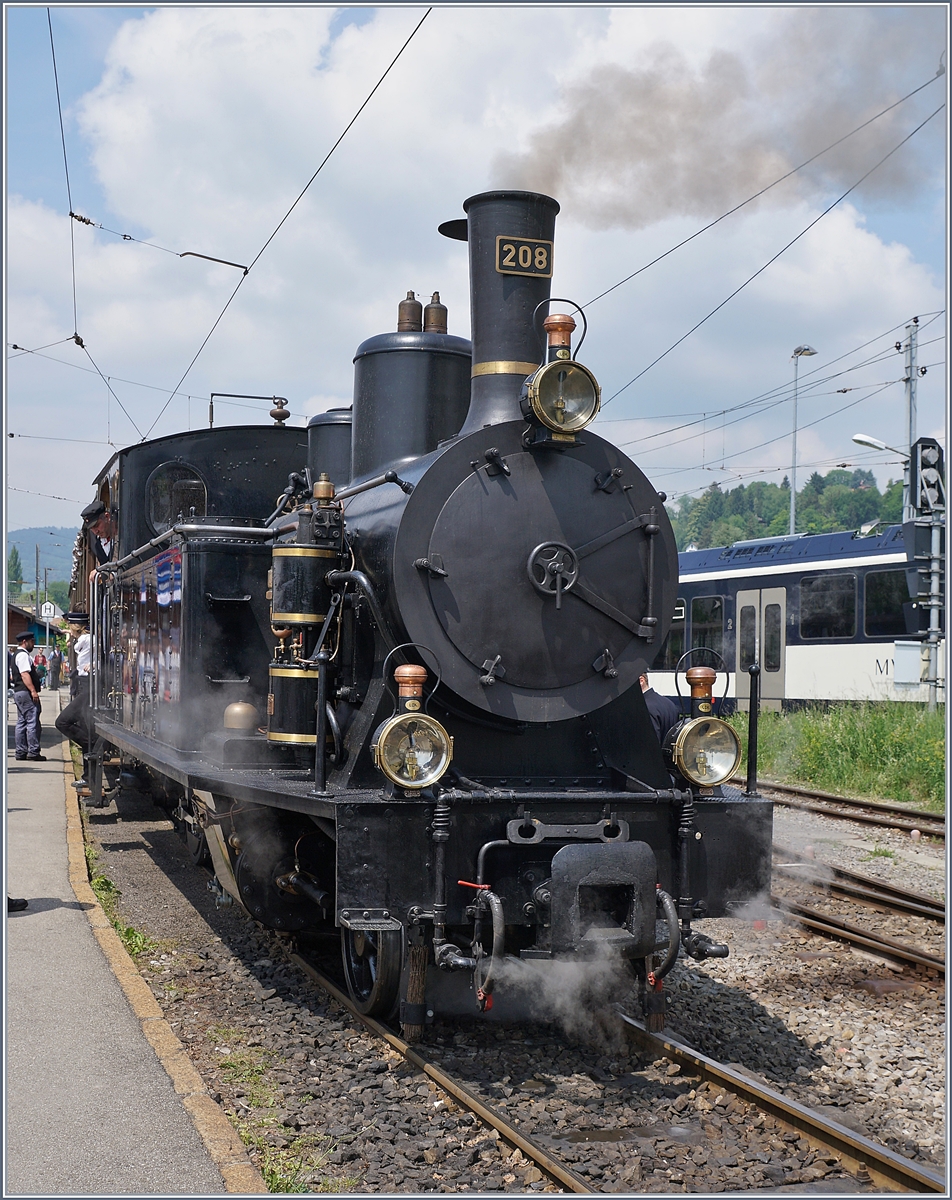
82,783,943,1192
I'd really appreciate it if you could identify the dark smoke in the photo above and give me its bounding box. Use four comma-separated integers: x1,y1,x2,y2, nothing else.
493,9,946,229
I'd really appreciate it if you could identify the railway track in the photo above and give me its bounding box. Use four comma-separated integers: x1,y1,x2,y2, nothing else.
291,952,594,1194
761,780,945,841
773,844,945,923
617,1013,946,1194
291,951,944,1195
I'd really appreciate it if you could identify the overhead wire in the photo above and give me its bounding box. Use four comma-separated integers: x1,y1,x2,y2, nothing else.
142,7,432,440
602,104,945,407
8,486,85,504
583,71,946,310
46,8,78,335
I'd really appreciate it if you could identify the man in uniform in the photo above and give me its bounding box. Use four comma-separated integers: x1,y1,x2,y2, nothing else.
55,613,93,777
81,499,117,566
12,631,45,761
640,673,682,747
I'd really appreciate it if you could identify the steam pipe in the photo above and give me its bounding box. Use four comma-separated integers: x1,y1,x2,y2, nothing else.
312,650,330,795
745,663,761,796
653,888,680,980
473,890,505,1005
324,570,395,650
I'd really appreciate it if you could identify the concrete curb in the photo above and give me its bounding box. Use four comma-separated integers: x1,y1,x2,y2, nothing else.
61,738,269,1196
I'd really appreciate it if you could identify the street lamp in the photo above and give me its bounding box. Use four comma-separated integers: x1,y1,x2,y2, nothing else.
790,344,817,535
852,433,912,520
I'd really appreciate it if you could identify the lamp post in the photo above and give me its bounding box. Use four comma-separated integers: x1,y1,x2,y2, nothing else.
790,345,817,535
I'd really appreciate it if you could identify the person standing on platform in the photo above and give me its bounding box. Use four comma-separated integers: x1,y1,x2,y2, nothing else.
12,632,45,762
55,614,93,777
49,642,63,691
640,673,682,747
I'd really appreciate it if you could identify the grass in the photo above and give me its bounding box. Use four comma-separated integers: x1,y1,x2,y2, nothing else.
863,845,898,861
726,702,945,812
84,836,164,959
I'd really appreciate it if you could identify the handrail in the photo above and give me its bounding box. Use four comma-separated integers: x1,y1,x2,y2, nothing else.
99,522,281,572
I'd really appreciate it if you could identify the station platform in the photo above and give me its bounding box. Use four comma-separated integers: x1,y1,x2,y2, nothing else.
5,691,263,1196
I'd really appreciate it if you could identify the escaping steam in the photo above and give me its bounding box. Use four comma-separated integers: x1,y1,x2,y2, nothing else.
496,948,636,1051
492,9,946,229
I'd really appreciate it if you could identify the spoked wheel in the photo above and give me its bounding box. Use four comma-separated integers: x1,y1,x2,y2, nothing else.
183,798,211,867
341,927,403,1017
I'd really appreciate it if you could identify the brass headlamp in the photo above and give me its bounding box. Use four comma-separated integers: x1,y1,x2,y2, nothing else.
664,717,741,786
526,360,601,433
371,664,453,789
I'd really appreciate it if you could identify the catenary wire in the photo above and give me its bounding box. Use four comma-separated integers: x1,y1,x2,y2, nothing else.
78,343,144,439
8,486,85,504
583,72,946,309
142,7,432,441
594,313,945,431
602,104,945,407
47,8,78,335
604,327,945,450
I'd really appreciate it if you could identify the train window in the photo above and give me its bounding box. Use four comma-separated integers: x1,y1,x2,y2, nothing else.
658,597,686,669
763,603,782,670
865,570,908,638
738,605,756,671
800,574,856,639
691,596,724,659
146,462,207,534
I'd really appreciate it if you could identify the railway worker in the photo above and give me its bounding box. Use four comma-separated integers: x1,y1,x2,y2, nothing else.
82,498,117,570
640,673,681,747
12,631,45,762
55,613,93,779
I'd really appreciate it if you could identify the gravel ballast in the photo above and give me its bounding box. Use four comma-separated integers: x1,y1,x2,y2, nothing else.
82,783,943,1192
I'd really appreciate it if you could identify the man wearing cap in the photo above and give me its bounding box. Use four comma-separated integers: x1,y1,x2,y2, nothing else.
82,499,117,568
55,614,93,774
12,632,46,762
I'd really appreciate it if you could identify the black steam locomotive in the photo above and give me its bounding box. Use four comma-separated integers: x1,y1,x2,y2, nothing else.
77,191,771,1031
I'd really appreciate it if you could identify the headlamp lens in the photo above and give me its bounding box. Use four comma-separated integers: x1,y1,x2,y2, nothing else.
529,361,600,432
672,717,741,786
373,713,453,789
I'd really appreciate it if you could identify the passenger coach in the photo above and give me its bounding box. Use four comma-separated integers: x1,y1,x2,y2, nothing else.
651,524,944,710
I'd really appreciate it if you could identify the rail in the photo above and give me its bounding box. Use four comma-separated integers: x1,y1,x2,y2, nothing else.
617,1012,945,1194
291,954,592,1194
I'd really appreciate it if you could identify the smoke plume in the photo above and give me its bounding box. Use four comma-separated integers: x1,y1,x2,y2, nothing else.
492,9,946,230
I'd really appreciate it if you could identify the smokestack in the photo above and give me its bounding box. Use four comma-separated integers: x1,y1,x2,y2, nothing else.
440,190,559,434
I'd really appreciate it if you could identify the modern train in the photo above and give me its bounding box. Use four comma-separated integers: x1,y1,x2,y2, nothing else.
650,524,945,711
70,191,772,1033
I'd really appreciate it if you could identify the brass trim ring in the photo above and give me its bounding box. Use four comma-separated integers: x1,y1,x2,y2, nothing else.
269,612,326,623
273,547,339,558
266,731,318,744
269,666,320,678
472,361,539,378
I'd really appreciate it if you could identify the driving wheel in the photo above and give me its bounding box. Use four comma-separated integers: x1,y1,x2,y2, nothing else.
341,927,403,1017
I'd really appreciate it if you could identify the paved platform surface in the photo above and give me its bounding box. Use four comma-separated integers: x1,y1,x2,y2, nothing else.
5,693,227,1196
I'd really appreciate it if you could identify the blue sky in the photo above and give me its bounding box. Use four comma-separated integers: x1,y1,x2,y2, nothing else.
5,5,947,530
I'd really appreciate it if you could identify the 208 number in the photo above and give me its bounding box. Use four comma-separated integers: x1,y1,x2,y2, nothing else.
496,237,552,278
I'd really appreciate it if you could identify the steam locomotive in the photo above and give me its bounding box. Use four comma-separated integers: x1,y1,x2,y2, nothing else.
76,191,771,1032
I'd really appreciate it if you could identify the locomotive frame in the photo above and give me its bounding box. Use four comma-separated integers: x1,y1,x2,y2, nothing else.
73,191,772,1031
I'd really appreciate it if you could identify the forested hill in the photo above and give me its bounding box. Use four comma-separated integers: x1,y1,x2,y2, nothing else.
7,527,79,586
666,469,903,552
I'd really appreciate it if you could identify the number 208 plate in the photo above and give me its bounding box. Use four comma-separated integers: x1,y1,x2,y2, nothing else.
495,235,553,278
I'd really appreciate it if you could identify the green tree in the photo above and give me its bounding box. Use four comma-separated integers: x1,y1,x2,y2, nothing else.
48,580,70,611
668,468,898,550
7,547,23,597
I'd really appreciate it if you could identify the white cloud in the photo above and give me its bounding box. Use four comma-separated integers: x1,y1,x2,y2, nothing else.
6,5,946,530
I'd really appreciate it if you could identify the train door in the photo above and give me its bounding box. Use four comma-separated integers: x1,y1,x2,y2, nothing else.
735,588,786,711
